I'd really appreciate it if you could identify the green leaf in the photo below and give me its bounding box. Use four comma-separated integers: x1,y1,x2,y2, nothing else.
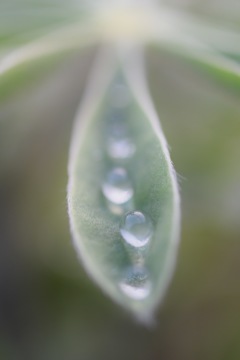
0,15,98,102
160,0,240,28
0,0,88,48
150,1,240,85
0,0,99,100
151,9,240,87
67,48,180,323
0,51,70,103
0,21,98,77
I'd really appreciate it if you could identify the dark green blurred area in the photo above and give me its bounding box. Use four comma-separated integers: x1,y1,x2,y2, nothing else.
0,48,240,360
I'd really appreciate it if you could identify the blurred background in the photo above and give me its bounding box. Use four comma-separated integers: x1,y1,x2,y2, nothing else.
0,43,240,359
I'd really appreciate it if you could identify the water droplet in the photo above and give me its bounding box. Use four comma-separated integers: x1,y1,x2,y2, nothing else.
110,83,131,108
106,118,135,159
120,211,153,248
119,266,151,300
107,137,135,160
102,168,133,205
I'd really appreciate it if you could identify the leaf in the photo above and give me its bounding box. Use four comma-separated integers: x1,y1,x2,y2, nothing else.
151,2,240,86
67,47,180,323
160,0,240,28
0,0,101,102
0,21,98,77
0,0,88,48
0,52,67,103
0,18,100,102
163,40,240,86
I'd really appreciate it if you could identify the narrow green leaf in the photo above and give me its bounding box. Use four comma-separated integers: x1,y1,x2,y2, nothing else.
0,21,99,103
160,0,240,28
0,0,88,48
151,7,240,86
0,21,97,77
163,39,240,86
67,48,180,323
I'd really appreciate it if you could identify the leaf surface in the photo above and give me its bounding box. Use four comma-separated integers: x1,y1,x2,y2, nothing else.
67,48,180,322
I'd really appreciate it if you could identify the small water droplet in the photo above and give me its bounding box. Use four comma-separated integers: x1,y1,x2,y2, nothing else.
119,266,151,300
106,118,135,159
107,137,135,160
102,168,133,205
110,83,131,108
120,211,153,248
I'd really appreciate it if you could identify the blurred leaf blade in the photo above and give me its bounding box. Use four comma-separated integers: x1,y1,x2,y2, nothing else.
0,0,89,48
67,48,180,322
0,0,102,103
169,42,240,85
0,21,99,103
160,0,240,29
151,10,240,87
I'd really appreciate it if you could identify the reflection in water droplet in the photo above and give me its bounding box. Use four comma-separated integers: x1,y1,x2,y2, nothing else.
102,168,133,205
120,211,153,248
107,137,135,160
119,266,151,300
106,111,135,160
111,84,131,108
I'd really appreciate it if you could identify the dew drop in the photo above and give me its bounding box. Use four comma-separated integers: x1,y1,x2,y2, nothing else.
119,266,151,300
102,168,133,205
107,137,135,160
120,211,153,248
106,113,135,160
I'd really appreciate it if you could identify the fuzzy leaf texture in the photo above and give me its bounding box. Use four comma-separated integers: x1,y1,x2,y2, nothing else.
67,49,180,322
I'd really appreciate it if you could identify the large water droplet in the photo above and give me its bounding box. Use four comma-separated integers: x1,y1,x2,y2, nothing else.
120,211,153,248
119,266,151,300
102,168,133,205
